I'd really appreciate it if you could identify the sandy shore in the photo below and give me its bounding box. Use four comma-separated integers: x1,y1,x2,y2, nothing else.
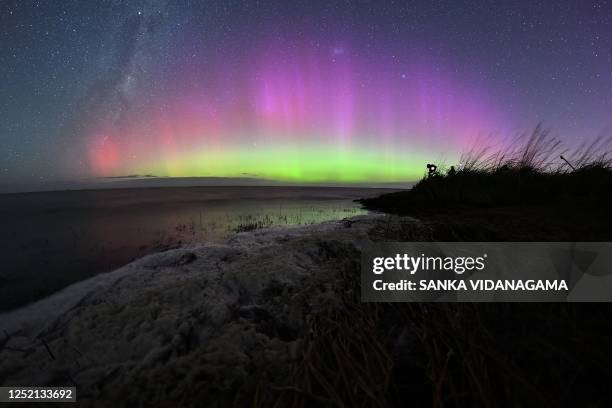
0,214,419,406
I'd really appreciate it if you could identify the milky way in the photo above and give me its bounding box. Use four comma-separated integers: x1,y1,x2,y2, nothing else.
1,0,610,185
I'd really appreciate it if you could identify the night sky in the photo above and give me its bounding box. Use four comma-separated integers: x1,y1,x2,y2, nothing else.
1,0,610,187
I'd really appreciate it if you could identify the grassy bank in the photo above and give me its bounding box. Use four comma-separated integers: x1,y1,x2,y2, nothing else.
360,125,612,241
253,127,612,407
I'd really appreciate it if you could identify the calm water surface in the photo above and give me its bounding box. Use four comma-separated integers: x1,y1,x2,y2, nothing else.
0,186,394,310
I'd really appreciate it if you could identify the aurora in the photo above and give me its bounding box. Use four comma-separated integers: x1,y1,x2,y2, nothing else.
85,39,508,182
3,1,609,186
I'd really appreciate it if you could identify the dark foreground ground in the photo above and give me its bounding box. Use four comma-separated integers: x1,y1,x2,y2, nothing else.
2,169,612,406
1,211,612,407
354,166,612,407
360,162,612,241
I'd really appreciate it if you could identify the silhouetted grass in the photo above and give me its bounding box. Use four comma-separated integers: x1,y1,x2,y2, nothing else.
254,256,612,407
361,125,612,216
289,126,612,408
243,127,612,408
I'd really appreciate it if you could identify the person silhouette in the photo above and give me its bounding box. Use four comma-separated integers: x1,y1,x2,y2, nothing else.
447,166,456,176
426,163,438,177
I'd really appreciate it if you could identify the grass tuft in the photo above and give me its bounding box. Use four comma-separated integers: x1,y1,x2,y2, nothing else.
361,125,612,215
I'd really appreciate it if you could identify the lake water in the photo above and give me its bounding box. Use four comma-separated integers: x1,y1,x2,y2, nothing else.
0,186,395,311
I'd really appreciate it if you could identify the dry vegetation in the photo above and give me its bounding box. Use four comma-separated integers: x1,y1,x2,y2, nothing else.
252,126,612,407
254,265,612,407
361,124,612,216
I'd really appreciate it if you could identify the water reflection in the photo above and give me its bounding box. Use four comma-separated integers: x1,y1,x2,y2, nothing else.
0,187,385,310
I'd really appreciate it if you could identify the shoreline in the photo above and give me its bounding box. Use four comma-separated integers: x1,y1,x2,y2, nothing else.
0,186,388,311
2,211,612,406
0,214,390,333
0,213,415,405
